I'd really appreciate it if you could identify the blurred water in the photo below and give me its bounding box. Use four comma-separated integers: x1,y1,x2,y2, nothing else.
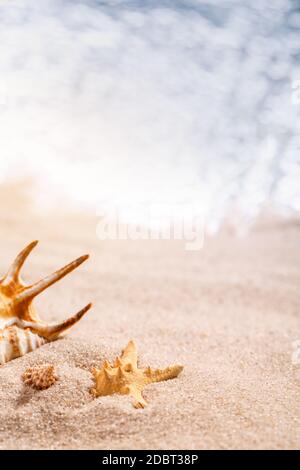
0,0,299,230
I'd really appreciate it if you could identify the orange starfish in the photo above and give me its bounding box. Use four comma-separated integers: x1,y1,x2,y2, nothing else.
91,341,183,408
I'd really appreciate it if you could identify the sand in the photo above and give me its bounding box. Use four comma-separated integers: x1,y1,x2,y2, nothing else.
0,183,299,450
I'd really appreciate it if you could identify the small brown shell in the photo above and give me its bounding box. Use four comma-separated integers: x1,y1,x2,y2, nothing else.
22,364,58,390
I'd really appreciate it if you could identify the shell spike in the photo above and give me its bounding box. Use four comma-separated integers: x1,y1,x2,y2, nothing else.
46,302,92,340
2,240,39,285
15,254,89,304
26,303,92,340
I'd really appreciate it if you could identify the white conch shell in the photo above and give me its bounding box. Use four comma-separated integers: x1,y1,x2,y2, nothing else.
0,241,92,365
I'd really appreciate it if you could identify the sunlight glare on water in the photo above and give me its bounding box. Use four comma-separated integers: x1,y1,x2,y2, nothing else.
0,0,300,230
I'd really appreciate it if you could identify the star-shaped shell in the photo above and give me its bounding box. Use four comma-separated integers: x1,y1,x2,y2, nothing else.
0,241,92,365
22,364,58,390
91,341,183,408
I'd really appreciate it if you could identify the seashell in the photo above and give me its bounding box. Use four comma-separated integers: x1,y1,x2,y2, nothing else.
0,241,92,365
22,363,58,390
91,340,183,408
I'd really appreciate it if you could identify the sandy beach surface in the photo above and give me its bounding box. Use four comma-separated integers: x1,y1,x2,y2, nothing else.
0,183,299,450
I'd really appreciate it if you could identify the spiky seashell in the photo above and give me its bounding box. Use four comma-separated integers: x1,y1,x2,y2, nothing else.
0,241,92,365
22,363,58,390
91,341,183,408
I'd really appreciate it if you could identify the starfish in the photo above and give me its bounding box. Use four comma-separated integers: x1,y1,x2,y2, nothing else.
90,341,183,409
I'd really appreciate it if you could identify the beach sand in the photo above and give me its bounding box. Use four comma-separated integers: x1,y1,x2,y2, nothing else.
0,183,299,450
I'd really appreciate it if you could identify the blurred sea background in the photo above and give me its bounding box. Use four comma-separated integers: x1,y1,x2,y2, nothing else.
0,0,300,232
